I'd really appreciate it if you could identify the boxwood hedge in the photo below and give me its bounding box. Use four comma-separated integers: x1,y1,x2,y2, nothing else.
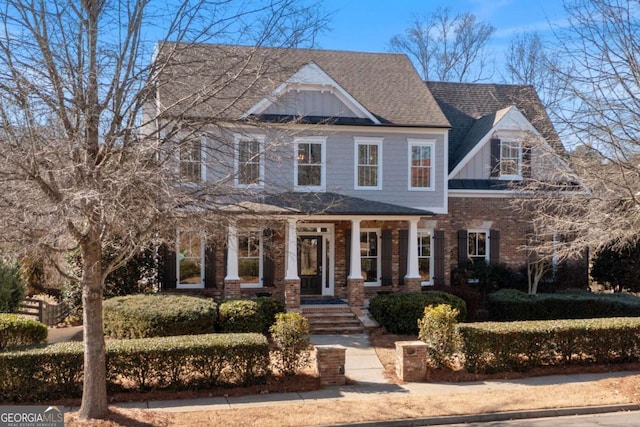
369,291,467,335
103,294,218,339
0,314,47,351
218,297,285,334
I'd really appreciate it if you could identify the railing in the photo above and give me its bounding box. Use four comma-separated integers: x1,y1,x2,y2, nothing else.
19,298,69,326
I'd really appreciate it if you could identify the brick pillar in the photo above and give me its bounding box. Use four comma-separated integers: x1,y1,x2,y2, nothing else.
285,278,301,309
347,278,364,307
403,277,421,293
395,341,428,382
315,345,346,386
224,279,241,299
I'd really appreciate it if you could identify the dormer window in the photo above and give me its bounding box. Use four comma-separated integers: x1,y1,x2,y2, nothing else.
491,138,526,180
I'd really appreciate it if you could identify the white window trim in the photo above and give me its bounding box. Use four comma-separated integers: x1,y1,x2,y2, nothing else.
233,134,265,188
498,140,523,181
294,136,326,192
176,230,205,289
418,229,434,287
468,229,490,263
179,137,206,184
354,137,383,190
361,228,381,286
407,139,436,191
238,229,263,289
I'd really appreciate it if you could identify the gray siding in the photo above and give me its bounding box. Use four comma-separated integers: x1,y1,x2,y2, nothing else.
263,90,359,117
453,140,491,179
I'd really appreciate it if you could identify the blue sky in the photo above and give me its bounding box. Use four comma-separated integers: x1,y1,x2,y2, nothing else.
314,0,567,57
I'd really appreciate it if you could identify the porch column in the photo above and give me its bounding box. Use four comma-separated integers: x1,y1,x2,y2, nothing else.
224,221,241,299
404,218,421,292
284,218,301,309
347,219,364,307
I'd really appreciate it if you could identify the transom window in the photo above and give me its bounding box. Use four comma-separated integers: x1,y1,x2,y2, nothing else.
235,135,264,187
468,230,488,264
500,141,522,178
177,230,204,288
418,230,433,286
355,138,382,189
408,139,435,190
295,137,326,190
179,139,202,183
360,229,380,285
238,230,262,287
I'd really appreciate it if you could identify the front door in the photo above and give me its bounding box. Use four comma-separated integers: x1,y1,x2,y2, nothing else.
298,236,322,295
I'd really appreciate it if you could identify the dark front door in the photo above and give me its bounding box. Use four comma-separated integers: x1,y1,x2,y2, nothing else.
299,236,322,295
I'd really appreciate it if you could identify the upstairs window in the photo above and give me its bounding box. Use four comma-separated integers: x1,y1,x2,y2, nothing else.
408,139,435,190
295,137,326,190
500,141,522,178
180,139,203,183
355,138,382,189
235,135,264,187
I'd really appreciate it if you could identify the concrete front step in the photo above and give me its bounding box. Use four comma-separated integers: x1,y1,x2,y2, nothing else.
301,306,365,334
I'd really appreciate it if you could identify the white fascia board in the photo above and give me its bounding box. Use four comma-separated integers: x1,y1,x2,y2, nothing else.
242,62,380,124
448,106,544,179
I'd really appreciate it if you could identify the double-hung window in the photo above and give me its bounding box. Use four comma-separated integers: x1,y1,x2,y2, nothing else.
238,230,262,287
500,141,522,179
354,137,382,189
417,230,433,286
177,230,204,289
179,139,203,183
360,229,381,285
408,139,435,190
295,137,326,191
468,230,489,264
235,134,264,187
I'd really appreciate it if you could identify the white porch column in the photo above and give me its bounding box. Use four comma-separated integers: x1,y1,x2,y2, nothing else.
406,218,420,279
348,219,362,279
225,221,240,281
285,218,299,280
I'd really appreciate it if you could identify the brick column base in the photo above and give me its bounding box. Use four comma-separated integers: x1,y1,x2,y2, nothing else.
403,277,421,293
284,279,301,309
224,279,241,299
315,345,346,386
347,278,364,307
395,341,428,382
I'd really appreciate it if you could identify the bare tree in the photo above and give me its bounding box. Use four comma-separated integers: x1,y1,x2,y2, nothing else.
512,0,640,266
389,7,495,82
0,0,327,420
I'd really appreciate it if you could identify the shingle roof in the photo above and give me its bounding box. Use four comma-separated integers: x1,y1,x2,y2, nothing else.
425,81,563,172
262,192,432,215
155,43,449,127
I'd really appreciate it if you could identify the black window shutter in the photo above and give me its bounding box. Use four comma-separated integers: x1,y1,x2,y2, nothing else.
262,229,275,287
204,242,216,288
490,138,501,178
522,145,532,178
160,244,176,290
433,230,445,287
381,229,392,286
398,229,408,286
490,229,500,265
458,229,469,268
345,229,351,281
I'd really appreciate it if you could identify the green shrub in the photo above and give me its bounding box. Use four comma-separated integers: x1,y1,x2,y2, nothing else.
218,297,285,334
488,288,640,321
0,262,25,313
458,317,640,373
0,333,269,402
269,312,311,376
369,291,467,335
103,294,217,339
0,314,47,351
418,304,461,368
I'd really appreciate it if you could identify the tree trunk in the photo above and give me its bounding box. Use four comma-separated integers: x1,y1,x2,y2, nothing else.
78,233,108,419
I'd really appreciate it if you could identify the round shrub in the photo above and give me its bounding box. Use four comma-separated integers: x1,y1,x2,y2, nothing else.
218,297,285,334
0,314,47,350
369,291,467,335
103,294,217,339
269,312,311,376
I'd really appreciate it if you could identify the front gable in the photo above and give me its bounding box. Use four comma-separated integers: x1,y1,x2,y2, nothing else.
243,62,380,124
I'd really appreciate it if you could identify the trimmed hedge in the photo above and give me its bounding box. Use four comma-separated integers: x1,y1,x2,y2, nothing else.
103,294,218,339
0,333,269,402
488,288,640,321
458,317,640,373
369,291,467,335
0,314,47,351
218,297,285,334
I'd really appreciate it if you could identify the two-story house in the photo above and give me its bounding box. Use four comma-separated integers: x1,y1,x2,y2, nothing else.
153,44,578,309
